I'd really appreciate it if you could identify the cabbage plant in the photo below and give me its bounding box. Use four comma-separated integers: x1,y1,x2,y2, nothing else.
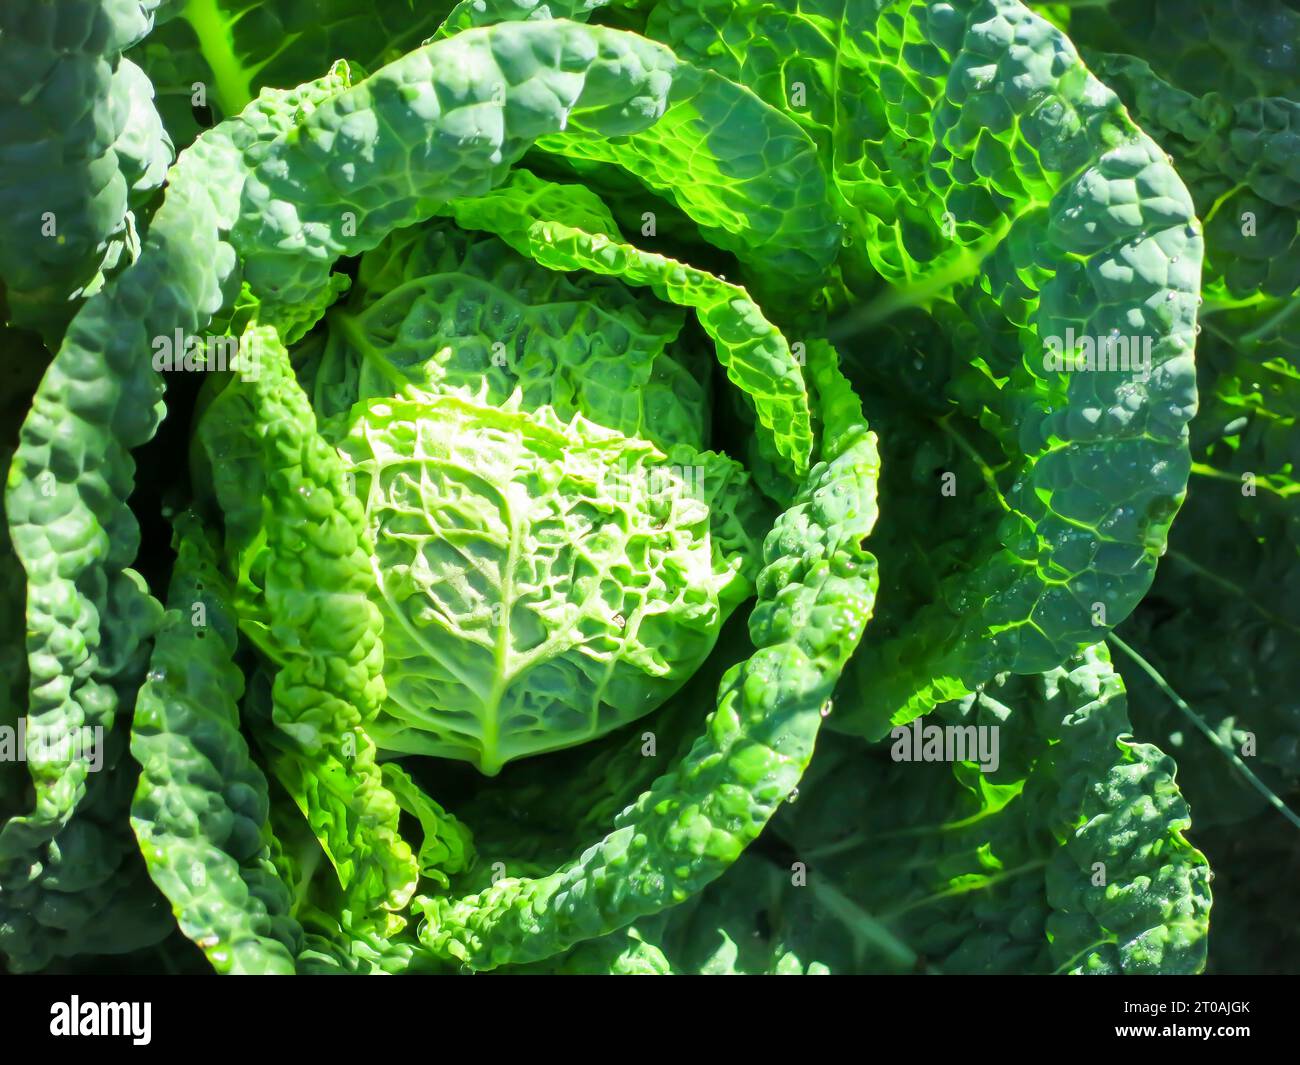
5,0,1268,976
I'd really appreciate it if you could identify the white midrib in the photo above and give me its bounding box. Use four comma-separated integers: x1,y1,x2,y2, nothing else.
480,482,524,775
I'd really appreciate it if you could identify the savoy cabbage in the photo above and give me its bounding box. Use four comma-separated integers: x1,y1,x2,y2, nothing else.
0,0,1291,976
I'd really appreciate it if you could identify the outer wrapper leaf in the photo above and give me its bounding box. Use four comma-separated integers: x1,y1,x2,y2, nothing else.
199,324,418,930
1038,0,1300,973
130,513,301,974
0,0,172,344
228,21,683,324
539,644,1210,975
